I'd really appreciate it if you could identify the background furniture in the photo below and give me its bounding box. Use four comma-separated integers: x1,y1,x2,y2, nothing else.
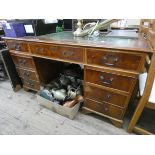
0,56,7,80
3,29,151,127
0,35,7,80
128,19,155,134
0,49,22,91
1,19,73,37
139,19,151,36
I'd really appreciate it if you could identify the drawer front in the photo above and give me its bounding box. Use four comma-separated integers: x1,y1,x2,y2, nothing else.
29,43,59,58
58,46,84,63
11,55,35,69
86,49,145,71
85,68,135,93
85,84,128,108
22,79,40,91
7,40,29,52
84,99,124,120
16,68,39,81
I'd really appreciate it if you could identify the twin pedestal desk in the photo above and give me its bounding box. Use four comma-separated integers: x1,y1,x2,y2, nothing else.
4,31,151,127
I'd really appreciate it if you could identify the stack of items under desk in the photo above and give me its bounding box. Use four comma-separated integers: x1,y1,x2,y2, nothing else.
37,64,84,119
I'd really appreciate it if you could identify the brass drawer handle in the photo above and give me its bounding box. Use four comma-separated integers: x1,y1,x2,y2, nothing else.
23,71,30,77
62,51,74,57
106,94,112,98
102,54,118,66
15,44,21,51
36,47,44,53
28,82,34,87
104,94,112,100
104,107,108,111
50,47,57,52
18,59,26,65
99,75,114,85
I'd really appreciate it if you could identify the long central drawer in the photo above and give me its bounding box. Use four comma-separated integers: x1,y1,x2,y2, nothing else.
85,68,136,93
29,43,84,63
29,43,59,58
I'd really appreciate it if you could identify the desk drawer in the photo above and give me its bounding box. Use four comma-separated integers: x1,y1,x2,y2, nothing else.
86,49,145,72
22,79,40,91
11,54,35,69
7,40,29,52
84,99,124,120
29,43,84,63
85,68,135,93
29,43,59,58
16,68,39,81
58,46,84,63
85,84,128,108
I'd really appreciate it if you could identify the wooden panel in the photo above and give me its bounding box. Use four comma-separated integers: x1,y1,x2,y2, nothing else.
16,67,39,81
85,84,128,108
6,40,29,52
29,43,84,63
22,78,40,91
33,57,63,84
11,54,35,69
3,30,151,52
84,99,124,120
29,43,59,58
85,68,136,93
58,46,84,63
86,48,145,72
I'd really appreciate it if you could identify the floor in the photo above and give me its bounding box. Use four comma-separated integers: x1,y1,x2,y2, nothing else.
0,80,131,135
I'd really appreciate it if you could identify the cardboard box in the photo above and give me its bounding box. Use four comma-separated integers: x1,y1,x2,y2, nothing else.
37,94,81,119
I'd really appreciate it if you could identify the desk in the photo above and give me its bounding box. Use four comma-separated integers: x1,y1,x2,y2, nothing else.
3,31,152,127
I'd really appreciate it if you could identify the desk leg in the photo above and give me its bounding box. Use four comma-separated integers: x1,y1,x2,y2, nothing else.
14,85,22,92
110,119,123,128
23,87,29,92
81,108,92,114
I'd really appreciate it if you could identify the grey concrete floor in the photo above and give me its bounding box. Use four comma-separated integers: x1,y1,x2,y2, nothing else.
0,80,131,135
